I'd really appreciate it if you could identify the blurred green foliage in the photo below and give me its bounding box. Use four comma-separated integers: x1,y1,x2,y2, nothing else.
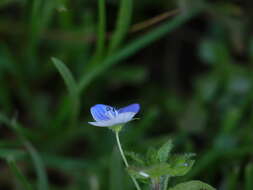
0,0,253,189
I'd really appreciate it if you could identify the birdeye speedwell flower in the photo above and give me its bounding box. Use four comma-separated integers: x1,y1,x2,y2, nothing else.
88,103,140,127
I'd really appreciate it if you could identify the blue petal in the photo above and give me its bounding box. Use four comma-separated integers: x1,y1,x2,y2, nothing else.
90,104,113,121
118,103,140,114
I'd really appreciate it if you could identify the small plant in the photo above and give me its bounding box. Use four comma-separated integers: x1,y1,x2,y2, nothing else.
88,103,216,190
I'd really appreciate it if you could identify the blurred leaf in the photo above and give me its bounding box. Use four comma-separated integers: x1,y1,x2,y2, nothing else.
55,0,67,12
108,0,132,53
224,168,239,190
167,153,195,177
0,114,49,190
157,139,173,163
245,163,253,190
0,149,25,160
78,9,200,91
92,0,106,62
42,153,89,171
129,153,195,179
168,180,216,190
110,147,124,190
125,151,145,166
7,158,33,190
0,0,19,7
199,39,231,66
179,101,206,133
97,0,106,56
52,57,78,100
52,57,80,127
146,147,158,165
195,75,219,102
108,65,148,84
221,108,241,134
23,141,49,190
212,2,242,16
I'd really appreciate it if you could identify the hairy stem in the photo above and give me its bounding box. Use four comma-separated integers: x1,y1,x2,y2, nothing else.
115,131,141,190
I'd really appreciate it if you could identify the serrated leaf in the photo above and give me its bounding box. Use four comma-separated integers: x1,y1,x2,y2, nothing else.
167,153,195,177
157,139,173,163
146,147,158,165
125,151,145,166
168,180,216,190
127,166,150,180
127,159,194,179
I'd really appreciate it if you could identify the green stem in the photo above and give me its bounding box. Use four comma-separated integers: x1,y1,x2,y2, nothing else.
163,175,169,190
152,178,160,190
115,131,141,190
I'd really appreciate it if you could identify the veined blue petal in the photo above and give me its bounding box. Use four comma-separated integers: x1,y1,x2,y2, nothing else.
90,104,110,121
118,103,140,114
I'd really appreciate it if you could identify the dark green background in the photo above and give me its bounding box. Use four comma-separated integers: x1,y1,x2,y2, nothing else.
0,0,252,189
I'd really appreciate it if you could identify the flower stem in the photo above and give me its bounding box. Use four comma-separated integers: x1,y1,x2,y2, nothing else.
115,131,141,190
152,178,161,190
163,175,169,190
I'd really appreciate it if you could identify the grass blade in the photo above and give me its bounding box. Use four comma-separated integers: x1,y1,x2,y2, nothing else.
0,113,49,190
108,0,133,54
23,140,49,190
96,0,106,58
52,57,80,127
78,9,200,92
7,158,33,190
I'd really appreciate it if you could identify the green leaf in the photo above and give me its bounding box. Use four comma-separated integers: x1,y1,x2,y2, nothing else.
127,166,151,180
91,0,106,62
110,147,124,190
78,9,200,92
199,39,231,67
107,65,148,84
224,168,239,190
97,0,106,56
7,158,33,190
0,149,25,160
146,147,158,165
0,114,49,190
245,163,253,190
128,155,194,179
52,57,78,98
125,151,145,166
41,153,89,171
168,180,216,190
167,153,195,177
24,141,49,190
157,139,173,163
52,57,80,127
108,0,133,54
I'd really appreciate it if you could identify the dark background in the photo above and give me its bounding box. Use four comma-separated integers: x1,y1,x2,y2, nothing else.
0,0,253,189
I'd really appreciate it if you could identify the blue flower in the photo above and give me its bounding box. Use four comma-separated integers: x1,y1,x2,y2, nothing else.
88,103,140,127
